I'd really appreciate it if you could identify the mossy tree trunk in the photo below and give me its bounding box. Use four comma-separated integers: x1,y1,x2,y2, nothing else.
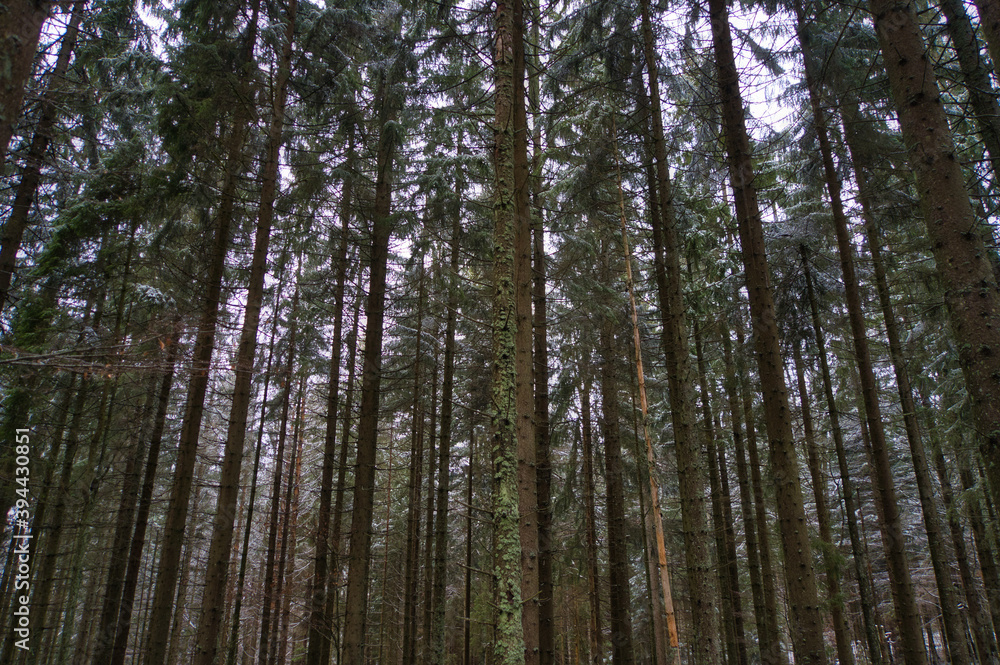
491,0,525,659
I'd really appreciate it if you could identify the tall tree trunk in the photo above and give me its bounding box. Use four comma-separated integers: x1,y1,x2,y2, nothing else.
403,267,427,665
464,427,476,665
270,380,305,665
694,324,747,665
527,8,554,661
143,25,257,659
430,180,462,664
26,377,90,663
194,4,295,660
973,0,1000,79
708,0,826,659
0,1,82,311
868,0,1000,534
721,329,772,665
422,334,440,663
324,268,364,665
277,396,304,665
791,342,854,665
341,62,403,665
0,0,51,169
949,391,1000,648
491,0,526,660
939,0,1000,180
923,391,999,664
305,129,356,665
735,320,785,665
258,286,300,665
802,256,887,665
612,122,679,665
580,373,603,665
796,9,935,662
865,213,974,665
91,372,158,664
110,327,179,665
225,296,281,665
599,323,635,665
637,7,717,662
512,0,539,656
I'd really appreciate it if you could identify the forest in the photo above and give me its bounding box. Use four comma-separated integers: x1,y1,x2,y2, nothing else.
1,0,1000,663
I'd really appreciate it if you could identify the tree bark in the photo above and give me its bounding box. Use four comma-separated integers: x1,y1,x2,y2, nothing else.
708,0,826,658
194,4,295,660
0,0,51,169
512,0,539,656
143,37,255,663
258,289,300,665
580,373,603,665
490,0,526,660
225,298,281,665
110,328,179,665
637,8,718,663
430,177,462,664
402,268,427,665
0,1,82,311
721,329,773,665
802,256,887,665
694,324,747,665
341,60,402,665
599,323,635,665
305,135,355,665
791,342,854,665
868,0,1000,538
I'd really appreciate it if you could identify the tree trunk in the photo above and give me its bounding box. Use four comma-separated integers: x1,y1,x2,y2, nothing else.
939,0,1000,180
305,131,355,665
225,298,281,665
735,321,785,665
708,0,826,658
0,1,82,311
194,4,295,660
91,372,158,664
512,0,539,657
791,342,854,665
277,396,304,665
694,324,747,665
323,265,364,665
341,61,403,665
491,0,526,660
528,8,554,661
974,0,1000,80
581,374,603,665
464,427,476,665
0,0,51,169
430,178,462,664
923,391,999,664
802,256,887,665
721,329,773,665
613,122,679,665
868,0,1000,536
143,49,254,665
795,9,934,662
637,7,717,662
422,334,440,663
403,268,427,665
110,328,179,665
270,380,305,665
258,294,300,665
599,323,635,665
